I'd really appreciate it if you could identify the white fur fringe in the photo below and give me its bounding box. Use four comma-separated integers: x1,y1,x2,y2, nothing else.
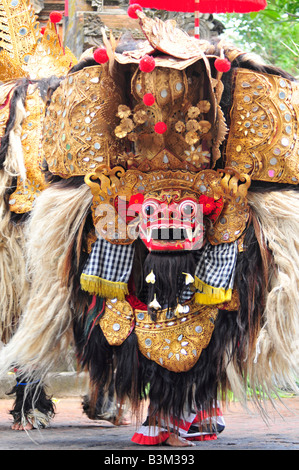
0,182,92,382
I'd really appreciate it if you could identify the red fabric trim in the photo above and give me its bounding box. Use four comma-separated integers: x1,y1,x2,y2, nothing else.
170,416,194,431
132,430,217,445
196,407,222,421
131,431,170,445
126,294,148,311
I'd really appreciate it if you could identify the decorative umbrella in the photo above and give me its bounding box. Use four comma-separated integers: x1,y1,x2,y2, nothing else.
129,0,267,38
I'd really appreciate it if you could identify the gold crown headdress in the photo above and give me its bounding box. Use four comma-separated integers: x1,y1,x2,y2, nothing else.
42,7,228,177
0,0,78,214
0,0,77,82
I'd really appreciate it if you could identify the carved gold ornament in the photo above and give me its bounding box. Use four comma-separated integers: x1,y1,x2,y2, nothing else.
42,65,125,178
226,69,299,184
0,0,39,74
99,299,134,346
134,299,218,373
23,21,77,80
98,296,218,373
0,1,77,82
206,169,251,245
0,82,16,138
84,165,131,244
0,0,78,214
0,50,27,82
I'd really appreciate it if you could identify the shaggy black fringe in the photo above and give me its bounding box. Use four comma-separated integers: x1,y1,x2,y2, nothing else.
7,377,55,425
73,310,236,422
143,250,196,320
82,378,115,420
73,307,116,414
71,219,265,423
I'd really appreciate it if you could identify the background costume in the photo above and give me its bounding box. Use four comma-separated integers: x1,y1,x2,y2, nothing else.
0,1,298,444
0,1,76,428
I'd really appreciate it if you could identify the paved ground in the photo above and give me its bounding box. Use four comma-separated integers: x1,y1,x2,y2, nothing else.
0,396,298,451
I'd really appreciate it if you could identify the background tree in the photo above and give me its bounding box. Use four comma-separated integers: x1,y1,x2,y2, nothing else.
216,0,299,77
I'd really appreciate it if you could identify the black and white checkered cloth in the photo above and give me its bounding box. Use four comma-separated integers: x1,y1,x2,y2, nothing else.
82,237,135,284
194,242,238,289
82,238,237,298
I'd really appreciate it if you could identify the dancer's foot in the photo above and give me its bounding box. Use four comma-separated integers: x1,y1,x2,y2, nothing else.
10,409,52,430
119,416,131,425
11,421,33,431
112,413,131,426
165,433,195,447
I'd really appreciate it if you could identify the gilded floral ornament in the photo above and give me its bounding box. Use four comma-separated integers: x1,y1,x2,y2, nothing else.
187,106,201,119
115,125,128,139
185,131,200,145
117,105,132,119
198,100,211,113
121,118,135,133
113,63,218,170
133,109,148,124
175,121,185,133
189,150,210,165
186,119,200,132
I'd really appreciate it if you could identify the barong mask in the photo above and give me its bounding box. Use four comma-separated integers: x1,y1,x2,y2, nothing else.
85,165,250,250
136,191,208,252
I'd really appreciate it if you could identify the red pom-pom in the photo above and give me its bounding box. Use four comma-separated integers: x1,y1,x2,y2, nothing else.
214,58,231,73
40,26,46,35
199,195,217,216
128,4,143,19
93,47,109,64
154,122,167,134
143,93,155,106
49,11,63,23
139,55,156,73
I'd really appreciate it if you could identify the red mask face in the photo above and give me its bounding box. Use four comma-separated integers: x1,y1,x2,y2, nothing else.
138,196,205,251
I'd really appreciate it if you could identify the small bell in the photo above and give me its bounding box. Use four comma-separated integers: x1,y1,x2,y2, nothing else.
182,272,195,285
175,303,190,315
145,270,156,284
149,294,161,310
176,304,185,314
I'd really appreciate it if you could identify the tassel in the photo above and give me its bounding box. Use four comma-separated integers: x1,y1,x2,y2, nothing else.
194,276,232,305
80,273,128,300
83,295,105,341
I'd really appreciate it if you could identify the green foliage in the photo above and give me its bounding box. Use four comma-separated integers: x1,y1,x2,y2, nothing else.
216,0,299,77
